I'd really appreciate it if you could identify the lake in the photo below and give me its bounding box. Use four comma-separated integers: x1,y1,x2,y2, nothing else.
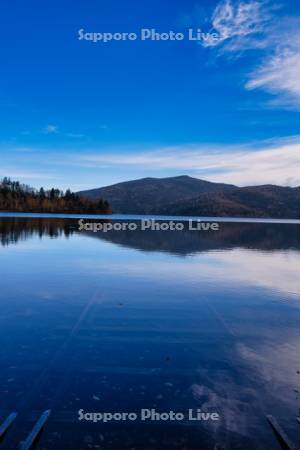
0,215,300,449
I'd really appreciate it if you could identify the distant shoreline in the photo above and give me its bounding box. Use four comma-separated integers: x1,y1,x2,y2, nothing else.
0,212,299,225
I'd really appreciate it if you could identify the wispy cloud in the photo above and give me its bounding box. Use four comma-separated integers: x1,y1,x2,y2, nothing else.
3,136,300,188
204,0,272,50
202,0,300,109
246,23,300,108
26,125,85,139
77,138,300,186
65,133,85,139
43,124,59,134
0,169,55,181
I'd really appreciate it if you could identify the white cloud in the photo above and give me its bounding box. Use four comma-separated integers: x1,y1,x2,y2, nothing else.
0,169,54,180
43,124,58,134
203,0,300,108
2,135,300,188
65,133,84,139
204,0,271,50
77,139,300,187
246,42,300,109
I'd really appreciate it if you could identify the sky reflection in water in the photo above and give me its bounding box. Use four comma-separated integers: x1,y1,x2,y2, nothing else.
0,217,299,449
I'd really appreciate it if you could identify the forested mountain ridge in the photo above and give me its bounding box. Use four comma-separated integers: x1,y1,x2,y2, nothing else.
2,176,299,219
78,175,300,219
78,175,236,214
159,185,300,219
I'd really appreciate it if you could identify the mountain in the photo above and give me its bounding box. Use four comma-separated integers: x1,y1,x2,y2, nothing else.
77,175,236,214
161,185,300,218
78,176,300,218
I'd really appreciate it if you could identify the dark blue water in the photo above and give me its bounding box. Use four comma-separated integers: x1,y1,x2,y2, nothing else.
0,216,300,449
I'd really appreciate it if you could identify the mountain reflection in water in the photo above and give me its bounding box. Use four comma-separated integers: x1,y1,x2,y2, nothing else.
0,216,300,449
1,216,300,253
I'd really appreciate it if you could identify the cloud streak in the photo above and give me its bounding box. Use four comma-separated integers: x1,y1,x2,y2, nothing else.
203,0,300,109
204,0,271,50
77,138,300,186
2,136,300,189
43,124,59,134
246,25,300,108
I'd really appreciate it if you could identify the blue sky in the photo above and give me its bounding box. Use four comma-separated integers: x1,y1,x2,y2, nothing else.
1,0,300,190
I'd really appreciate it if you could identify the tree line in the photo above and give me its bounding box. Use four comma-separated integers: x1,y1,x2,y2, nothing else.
0,177,112,213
